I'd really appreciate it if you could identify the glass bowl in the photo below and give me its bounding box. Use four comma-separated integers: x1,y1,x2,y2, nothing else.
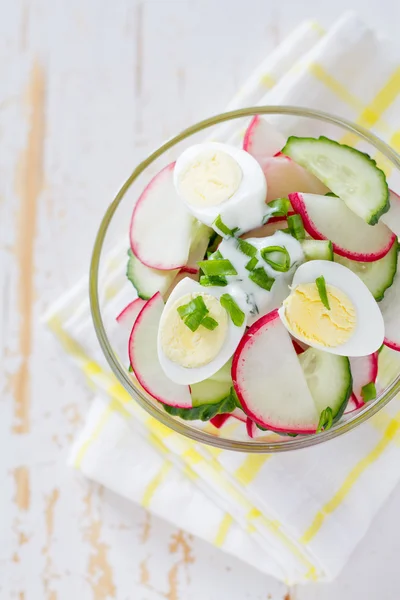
90,106,400,452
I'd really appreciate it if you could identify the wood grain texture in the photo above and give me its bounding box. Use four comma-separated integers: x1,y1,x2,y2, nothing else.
2,0,400,599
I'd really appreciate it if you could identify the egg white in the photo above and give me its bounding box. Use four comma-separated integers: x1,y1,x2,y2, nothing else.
278,260,385,357
173,142,267,234
157,277,248,384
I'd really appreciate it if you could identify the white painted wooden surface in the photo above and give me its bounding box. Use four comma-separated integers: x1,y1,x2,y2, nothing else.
2,1,400,598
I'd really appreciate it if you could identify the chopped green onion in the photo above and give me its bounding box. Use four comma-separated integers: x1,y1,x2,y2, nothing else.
316,275,330,310
236,239,257,257
177,296,220,332
220,294,245,327
206,231,221,255
201,316,219,330
177,296,208,319
260,245,291,272
361,382,377,402
287,214,306,240
198,259,238,277
316,406,333,433
245,257,258,271
262,198,290,223
249,267,275,291
213,215,239,237
128,364,133,373
325,192,338,197
208,249,223,260
199,275,228,287
184,311,205,332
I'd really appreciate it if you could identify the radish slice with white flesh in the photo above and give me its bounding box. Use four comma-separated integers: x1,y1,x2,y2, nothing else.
344,395,363,414
350,353,378,405
243,116,286,168
381,190,400,237
380,265,400,351
210,407,246,429
130,163,194,270
115,298,146,365
232,309,319,433
241,218,288,240
289,192,396,262
246,417,257,438
116,298,147,327
264,156,329,203
128,293,192,407
231,407,247,423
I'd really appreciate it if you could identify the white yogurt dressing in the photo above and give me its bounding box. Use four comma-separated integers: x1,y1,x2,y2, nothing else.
219,231,304,324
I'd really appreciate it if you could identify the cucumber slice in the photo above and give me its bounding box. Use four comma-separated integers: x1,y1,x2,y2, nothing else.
163,385,237,421
301,239,333,261
282,136,389,225
126,249,177,300
334,242,398,301
209,359,233,384
299,347,352,420
191,378,232,406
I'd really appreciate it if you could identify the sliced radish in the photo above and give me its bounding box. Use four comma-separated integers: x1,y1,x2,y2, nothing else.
115,298,147,365
210,414,231,428
350,353,378,405
246,417,258,438
292,339,306,355
289,193,396,262
381,190,400,237
116,298,146,326
344,395,363,414
264,156,329,203
380,266,400,351
243,116,286,168
128,293,192,407
241,218,288,240
231,407,247,423
180,266,198,275
232,310,319,433
130,163,194,270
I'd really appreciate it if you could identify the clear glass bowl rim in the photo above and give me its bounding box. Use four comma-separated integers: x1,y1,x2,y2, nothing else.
90,105,400,453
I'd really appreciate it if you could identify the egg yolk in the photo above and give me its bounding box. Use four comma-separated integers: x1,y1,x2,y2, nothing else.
283,282,356,347
177,150,242,208
160,293,228,368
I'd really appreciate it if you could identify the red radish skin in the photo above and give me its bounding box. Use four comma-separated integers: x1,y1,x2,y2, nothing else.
273,151,291,160
130,163,193,271
246,418,257,438
349,353,378,405
129,293,192,408
292,340,306,355
179,266,199,275
243,116,286,167
116,298,146,325
345,395,363,414
210,414,231,428
232,309,319,434
289,192,396,262
384,337,400,352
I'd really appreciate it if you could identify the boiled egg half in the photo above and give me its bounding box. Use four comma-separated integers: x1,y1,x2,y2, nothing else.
157,277,248,384
174,142,267,234
278,260,384,356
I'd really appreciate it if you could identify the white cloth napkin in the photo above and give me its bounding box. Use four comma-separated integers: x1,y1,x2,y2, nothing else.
45,12,400,584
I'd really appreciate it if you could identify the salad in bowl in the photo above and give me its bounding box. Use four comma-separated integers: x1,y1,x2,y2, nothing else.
91,107,400,449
